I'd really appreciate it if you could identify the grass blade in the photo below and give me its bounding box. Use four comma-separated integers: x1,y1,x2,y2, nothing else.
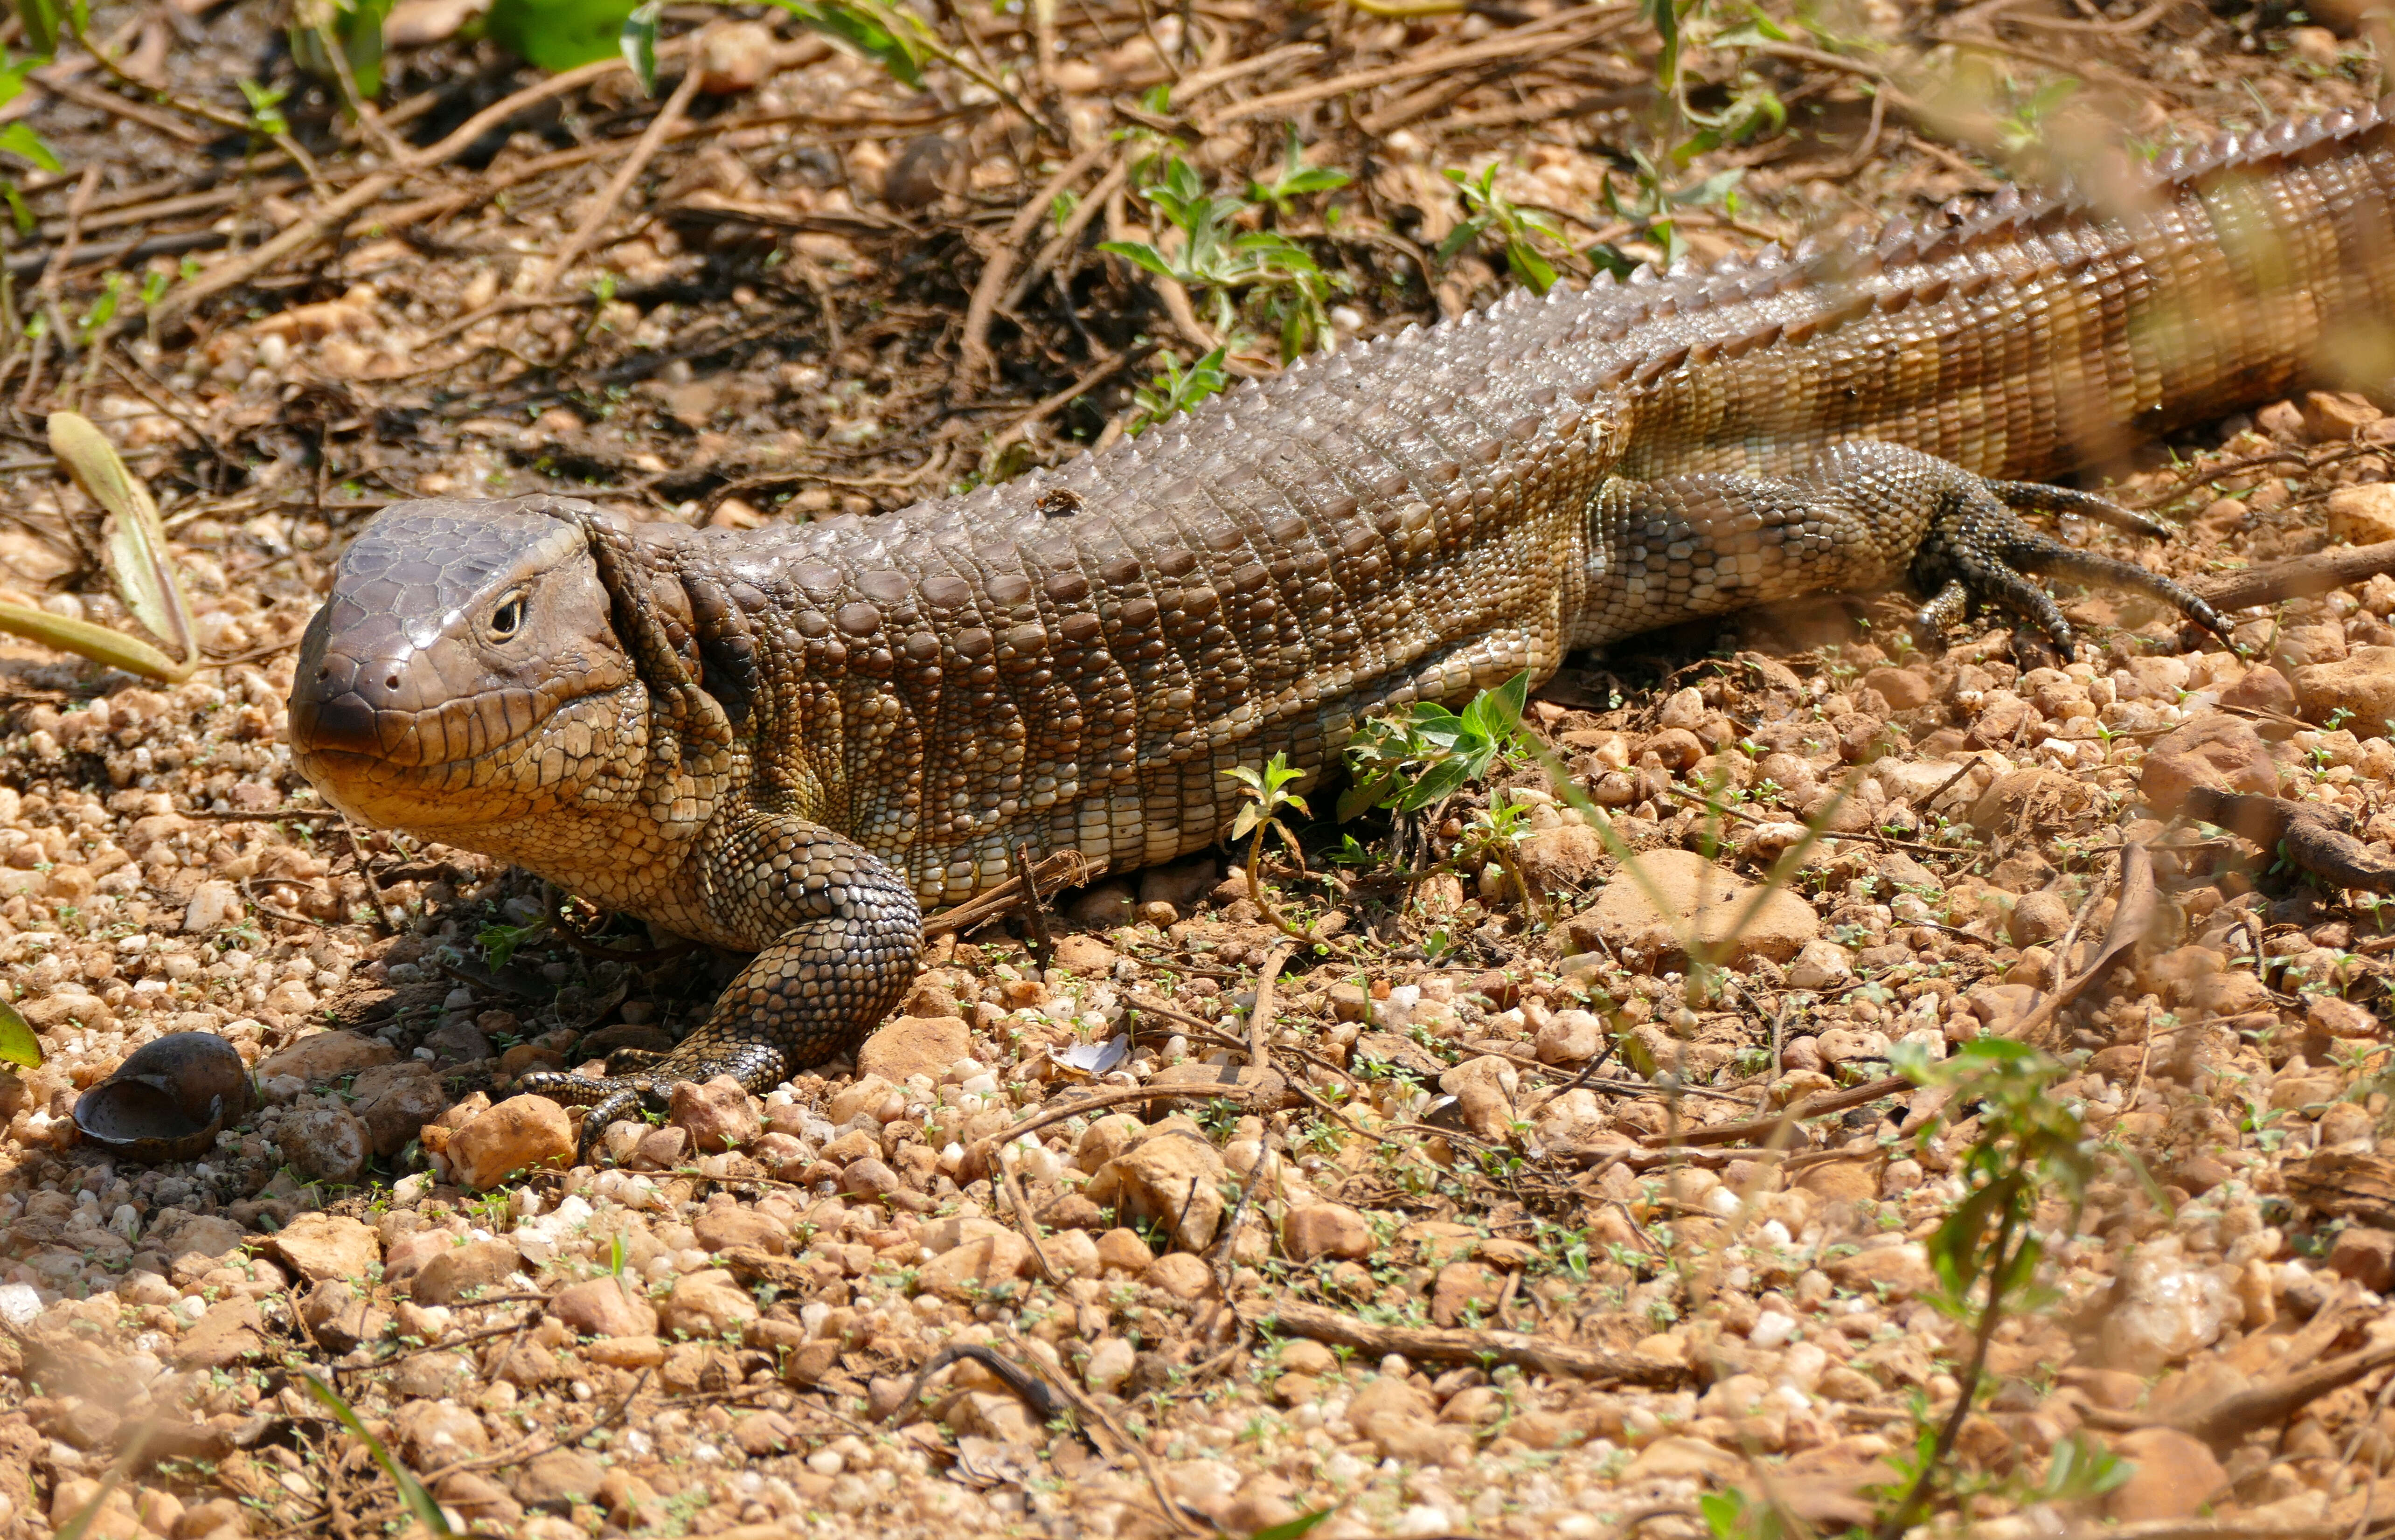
49,410,196,672
0,598,192,682
303,1374,455,1536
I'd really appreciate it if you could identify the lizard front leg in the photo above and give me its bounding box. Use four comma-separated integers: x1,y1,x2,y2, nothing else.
521,816,922,1157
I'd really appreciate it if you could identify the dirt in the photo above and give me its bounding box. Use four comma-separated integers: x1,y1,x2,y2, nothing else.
0,0,2392,1537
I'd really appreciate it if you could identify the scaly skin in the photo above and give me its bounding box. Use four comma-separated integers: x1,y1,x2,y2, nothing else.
288,104,2395,1128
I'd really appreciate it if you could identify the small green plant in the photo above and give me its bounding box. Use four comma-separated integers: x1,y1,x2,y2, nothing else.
1246,127,1353,222
478,917,546,969
1437,165,1571,293
1457,793,1544,921
1102,154,1341,360
1591,156,1744,275
1339,670,1533,819
1126,345,1229,435
1871,1038,2094,1540
1223,751,1315,941
238,80,290,143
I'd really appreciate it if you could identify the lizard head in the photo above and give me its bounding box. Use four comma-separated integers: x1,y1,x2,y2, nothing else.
287,499,647,835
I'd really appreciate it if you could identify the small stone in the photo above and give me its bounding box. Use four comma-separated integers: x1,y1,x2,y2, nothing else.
169,1297,266,1369
182,880,243,933
412,1239,517,1304
1084,1120,1226,1250
278,1107,368,1184
2221,665,2299,716
857,1016,972,1084
1430,1261,1501,1326
448,1095,574,1190
1438,1055,1517,1142
269,1214,379,1283
1862,666,1933,711
1096,1227,1154,1275
733,1410,799,1456
1534,1008,1605,1065
2105,1428,2229,1522
693,1207,788,1255
2327,1227,2395,1292
2329,482,2395,546
512,1449,605,1511
1283,1203,1374,1262
1147,1252,1215,1299
550,1276,657,1339
658,1268,759,1338
395,1400,490,1464
348,1062,447,1158
1624,1434,1743,1482
632,1124,689,1169
1786,939,1854,992
669,1076,761,1152
1823,1243,1934,1300
254,1030,396,1083
1516,823,1607,890
1050,934,1118,975
695,19,779,92
920,1232,1034,1300
2297,646,2395,737
1795,1160,1878,1203
2102,1240,2239,1374
1562,848,1818,967
433,1471,521,1526
2140,715,2280,815
840,1158,900,1198
1084,1336,1136,1393
2007,890,2074,948
583,1335,666,1369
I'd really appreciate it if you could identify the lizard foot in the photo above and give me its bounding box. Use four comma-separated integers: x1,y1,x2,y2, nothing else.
1883,444,2235,657
521,817,920,1163
521,1042,791,1161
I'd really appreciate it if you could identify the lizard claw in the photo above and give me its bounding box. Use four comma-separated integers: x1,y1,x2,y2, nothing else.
1897,452,2236,658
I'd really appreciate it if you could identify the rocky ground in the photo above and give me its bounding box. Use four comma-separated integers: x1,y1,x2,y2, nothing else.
2,0,2395,1538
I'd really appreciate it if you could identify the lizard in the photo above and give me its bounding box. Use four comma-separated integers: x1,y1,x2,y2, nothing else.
288,104,2395,1139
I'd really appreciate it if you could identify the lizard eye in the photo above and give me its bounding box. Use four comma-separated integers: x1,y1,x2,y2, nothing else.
489,592,527,641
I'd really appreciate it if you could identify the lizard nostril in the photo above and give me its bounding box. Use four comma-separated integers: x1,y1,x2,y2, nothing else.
385,673,401,690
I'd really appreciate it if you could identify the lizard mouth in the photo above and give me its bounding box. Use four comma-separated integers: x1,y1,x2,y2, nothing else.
288,657,624,769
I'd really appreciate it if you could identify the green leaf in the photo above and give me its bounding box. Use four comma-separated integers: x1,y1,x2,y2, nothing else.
0,997,41,1068
1396,756,1470,812
619,0,660,94
0,120,58,173
12,0,60,58
1505,241,1556,293
773,0,924,87
486,0,639,72
1096,240,1178,279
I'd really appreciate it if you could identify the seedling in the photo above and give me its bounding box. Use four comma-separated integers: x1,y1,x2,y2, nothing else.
1437,165,1572,294
1126,345,1229,435
1339,670,1534,819
1870,1038,2093,1540
1102,154,1342,361
1224,752,1316,941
